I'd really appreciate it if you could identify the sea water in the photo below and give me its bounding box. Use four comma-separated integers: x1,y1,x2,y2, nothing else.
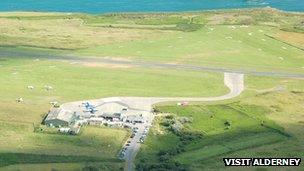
0,0,303,13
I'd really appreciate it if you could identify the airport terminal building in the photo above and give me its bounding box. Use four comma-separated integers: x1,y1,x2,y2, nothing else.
44,100,147,129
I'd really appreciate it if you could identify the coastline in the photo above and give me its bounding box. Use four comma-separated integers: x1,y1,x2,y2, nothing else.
0,7,303,16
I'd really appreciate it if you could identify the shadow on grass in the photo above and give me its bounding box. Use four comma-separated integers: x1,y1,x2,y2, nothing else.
0,153,122,168
135,103,294,170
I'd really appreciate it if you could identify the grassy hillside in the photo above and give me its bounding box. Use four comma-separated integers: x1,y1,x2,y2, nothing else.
136,77,304,171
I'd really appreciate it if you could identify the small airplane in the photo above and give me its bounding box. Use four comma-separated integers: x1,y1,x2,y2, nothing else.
82,102,96,109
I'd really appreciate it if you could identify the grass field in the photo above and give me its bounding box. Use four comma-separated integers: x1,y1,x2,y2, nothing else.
0,56,226,169
0,8,303,73
0,162,124,171
135,76,304,171
0,123,128,157
0,57,226,102
80,25,304,73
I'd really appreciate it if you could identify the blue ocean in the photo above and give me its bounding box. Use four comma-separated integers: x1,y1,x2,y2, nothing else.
0,0,303,13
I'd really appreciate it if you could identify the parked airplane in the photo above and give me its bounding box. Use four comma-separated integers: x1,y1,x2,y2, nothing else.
82,102,98,114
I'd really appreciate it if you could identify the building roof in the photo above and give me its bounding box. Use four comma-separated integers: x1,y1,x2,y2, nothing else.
45,108,61,121
126,115,144,122
97,102,129,115
102,113,121,118
45,108,74,123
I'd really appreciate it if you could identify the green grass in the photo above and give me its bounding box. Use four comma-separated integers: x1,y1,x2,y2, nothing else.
136,84,304,170
186,92,304,170
0,117,127,168
0,55,226,168
0,153,117,167
135,75,304,171
0,9,303,73
0,8,303,170
79,25,304,73
175,132,287,164
155,104,272,135
0,57,227,103
0,121,128,157
0,162,124,171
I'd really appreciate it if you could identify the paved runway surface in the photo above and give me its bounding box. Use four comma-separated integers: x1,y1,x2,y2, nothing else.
1,48,304,79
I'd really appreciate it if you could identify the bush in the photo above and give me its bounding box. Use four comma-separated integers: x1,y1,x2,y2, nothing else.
224,120,231,126
175,23,203,32
159,153,171,162
160,119,175,127
157,150,167,156
179,131,203,144
169,122,183,134
177,117,193,124
165,115,174,119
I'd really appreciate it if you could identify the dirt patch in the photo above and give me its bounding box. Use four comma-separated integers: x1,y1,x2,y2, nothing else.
207,14,252,25
82,62,133,69
208,14,234,25
101,56,133,62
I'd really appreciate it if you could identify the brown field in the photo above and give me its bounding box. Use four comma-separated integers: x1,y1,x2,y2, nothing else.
274,31,304,49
